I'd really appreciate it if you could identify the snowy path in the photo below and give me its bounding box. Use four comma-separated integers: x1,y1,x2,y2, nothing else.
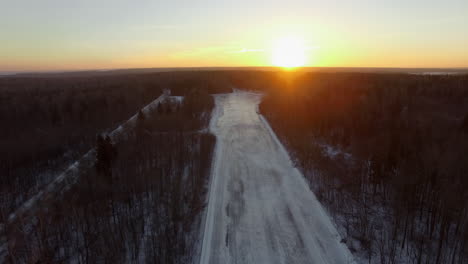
200,91,355,264
0,91,169,260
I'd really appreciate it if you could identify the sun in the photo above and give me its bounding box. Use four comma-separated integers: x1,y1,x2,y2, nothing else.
271,36,307,69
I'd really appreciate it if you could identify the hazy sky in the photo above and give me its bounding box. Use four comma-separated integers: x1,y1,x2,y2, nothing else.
1,0,467,71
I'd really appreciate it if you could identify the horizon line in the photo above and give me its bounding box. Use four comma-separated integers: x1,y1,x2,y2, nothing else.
2,65,468,77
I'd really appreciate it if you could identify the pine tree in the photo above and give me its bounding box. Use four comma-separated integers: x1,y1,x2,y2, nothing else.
95,134,116,179
105,135,117,162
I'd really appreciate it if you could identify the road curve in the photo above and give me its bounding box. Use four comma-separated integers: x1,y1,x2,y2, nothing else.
200,90,355,264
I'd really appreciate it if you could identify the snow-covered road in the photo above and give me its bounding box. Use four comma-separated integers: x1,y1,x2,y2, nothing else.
200,91,355,264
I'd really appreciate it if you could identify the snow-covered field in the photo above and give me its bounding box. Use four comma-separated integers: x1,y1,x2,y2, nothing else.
200,90,355,264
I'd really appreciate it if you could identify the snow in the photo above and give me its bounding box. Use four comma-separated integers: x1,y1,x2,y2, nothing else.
319,143,352,161
200,90,355,264
6,90,169,223
109,89,170,138
0,91,170,261
167,95,184,103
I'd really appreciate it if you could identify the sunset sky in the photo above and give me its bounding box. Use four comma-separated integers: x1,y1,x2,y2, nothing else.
1,0,467,71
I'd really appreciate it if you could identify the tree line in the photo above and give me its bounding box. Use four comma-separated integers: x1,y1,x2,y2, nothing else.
0,71,230,223
4,86,218,263
257,72,468,264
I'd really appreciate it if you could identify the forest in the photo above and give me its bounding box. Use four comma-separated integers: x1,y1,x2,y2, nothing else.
1,70,467,263
255,72,468,263
0,71,230,263
0,74,162,221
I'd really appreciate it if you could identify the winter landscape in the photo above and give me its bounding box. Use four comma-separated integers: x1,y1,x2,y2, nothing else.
2,0,468,263
1,70,467,263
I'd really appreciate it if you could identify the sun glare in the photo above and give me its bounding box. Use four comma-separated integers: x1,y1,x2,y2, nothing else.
271,36,307,69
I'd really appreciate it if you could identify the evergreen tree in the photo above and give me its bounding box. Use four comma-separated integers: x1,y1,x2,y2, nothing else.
95,134,116,179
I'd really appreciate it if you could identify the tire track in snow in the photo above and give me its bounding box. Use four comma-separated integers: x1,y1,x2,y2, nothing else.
200,90,355,264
